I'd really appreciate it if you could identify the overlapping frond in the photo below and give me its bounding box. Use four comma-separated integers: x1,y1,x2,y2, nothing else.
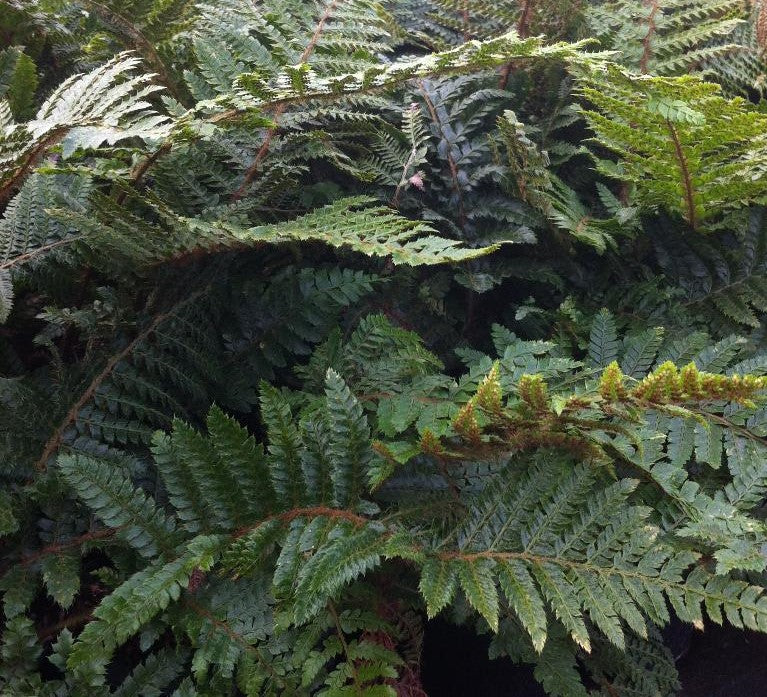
187,196,499,265
7,2,767,695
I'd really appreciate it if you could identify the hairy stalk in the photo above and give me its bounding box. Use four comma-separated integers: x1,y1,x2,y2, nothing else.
666,119,697,230
639,0,661,74
498,0,534,89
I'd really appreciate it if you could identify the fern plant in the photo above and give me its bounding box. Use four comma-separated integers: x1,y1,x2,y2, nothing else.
16,314,767,696
0,52,171,202
6,1,767,695
702,2,767,95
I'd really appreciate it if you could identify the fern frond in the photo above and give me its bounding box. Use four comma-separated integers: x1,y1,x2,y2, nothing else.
187,196,499,265
11,3,767,694
0,46,37,120
588,309,620,368
325,369,371,508
652,207,767,330
0,269,11,323
67,534,223,676
228,32,597,112
0,52,170,202
587,0,746,75
577,64,767,229
259,382,306,510
58,453,179,558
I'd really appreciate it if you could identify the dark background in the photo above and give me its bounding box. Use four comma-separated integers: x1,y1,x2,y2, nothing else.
421,620,767,696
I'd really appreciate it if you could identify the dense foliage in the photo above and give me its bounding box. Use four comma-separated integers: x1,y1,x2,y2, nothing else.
4,1,767,695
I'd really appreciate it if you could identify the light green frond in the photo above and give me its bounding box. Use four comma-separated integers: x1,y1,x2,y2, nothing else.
577,64,767,229
187,197,499,265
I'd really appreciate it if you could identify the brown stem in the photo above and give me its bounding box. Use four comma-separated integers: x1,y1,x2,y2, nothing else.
639,0,660,74
517,0,534,37
185,598,285,687
616,1,659,206
0,234,87,271
666,119,697,230
600,679,621,697
231,131,278,201
498,0,533,89
417,81,467,228
117,141,173,204
329,600,361,689
0,129,67,205
757,0,767,51
147,239,255,268
37,609,94,642
461,1,471,41
434,457,463,505
16,527,119,569
232,506,370,539
231,0,341,200
695,410,767,453
33,288,207,471
79,0,186,103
